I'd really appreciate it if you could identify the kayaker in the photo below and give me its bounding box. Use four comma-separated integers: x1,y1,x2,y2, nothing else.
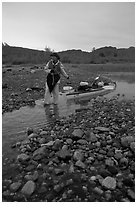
44,52,69,105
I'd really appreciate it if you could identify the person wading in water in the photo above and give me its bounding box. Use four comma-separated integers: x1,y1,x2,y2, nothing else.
44,52,69,105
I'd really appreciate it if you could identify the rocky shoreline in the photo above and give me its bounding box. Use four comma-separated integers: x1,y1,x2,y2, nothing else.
2,96,135,202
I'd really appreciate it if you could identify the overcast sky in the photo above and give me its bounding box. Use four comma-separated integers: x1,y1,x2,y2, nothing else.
2,2,135,52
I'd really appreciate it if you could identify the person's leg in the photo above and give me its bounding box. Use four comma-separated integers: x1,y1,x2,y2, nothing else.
52,83,59,104
44,83,51,104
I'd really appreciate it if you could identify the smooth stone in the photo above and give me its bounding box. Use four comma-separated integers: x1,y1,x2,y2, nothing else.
21,180,36,196
102,176,116,190
10,182,22,192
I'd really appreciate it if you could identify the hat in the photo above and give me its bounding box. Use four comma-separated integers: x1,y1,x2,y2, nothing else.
50,52,60,60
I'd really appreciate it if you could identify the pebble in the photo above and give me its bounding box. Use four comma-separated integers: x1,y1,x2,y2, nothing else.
102,176,116,190
73,150,84,161
93,187,103,195
3,94,135,202
17,153,30,163
71,129,84,140
26,127,33,136
127,189,135,200
10,182,22,192
75,160,86,169
95,127,110,132
21,180,36,196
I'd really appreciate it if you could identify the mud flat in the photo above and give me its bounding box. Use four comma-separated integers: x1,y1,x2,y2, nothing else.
2,95,135,202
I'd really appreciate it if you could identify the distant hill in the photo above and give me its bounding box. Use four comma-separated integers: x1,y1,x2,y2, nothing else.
2,43,135,65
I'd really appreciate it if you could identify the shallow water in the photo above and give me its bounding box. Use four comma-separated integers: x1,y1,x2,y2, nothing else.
2,73,135,158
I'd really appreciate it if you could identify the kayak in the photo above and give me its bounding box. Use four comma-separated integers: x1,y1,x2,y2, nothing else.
61,82,116,100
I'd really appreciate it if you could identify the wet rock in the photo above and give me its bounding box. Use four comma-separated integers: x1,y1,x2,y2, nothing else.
17,153,30,163
102,176,116,190
73,150,84,161
71,129,84,140
10,182,22,192
75,160,86,169
21,180,36,196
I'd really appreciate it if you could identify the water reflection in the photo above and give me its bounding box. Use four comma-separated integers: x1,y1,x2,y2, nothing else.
44,104,60,121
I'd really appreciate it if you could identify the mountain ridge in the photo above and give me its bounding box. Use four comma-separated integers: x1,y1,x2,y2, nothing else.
2,43,135,65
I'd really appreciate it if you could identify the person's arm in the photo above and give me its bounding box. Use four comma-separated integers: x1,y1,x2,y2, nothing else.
44,61,51,74
60,62,69,79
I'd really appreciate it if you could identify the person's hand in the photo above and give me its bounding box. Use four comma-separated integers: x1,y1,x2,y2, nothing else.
67,76,69,80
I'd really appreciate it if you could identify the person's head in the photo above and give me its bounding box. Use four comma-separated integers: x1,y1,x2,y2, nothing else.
50,52,60,62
